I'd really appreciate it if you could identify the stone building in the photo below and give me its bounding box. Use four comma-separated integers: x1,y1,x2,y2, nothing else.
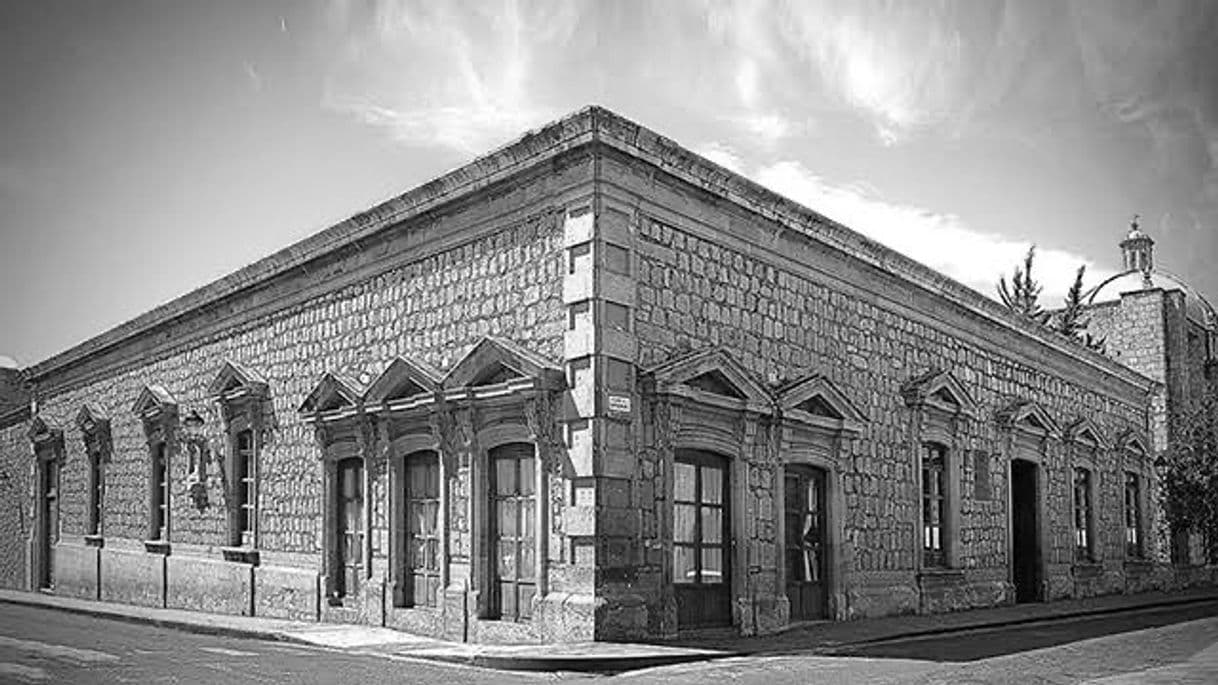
0,106,1210,643
1082,220,1218,567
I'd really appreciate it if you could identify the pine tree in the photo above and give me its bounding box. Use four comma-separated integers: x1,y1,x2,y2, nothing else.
1053,265,1107,352
997,246,1050,324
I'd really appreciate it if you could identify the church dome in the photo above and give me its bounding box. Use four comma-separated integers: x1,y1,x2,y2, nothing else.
1089,217,1216,330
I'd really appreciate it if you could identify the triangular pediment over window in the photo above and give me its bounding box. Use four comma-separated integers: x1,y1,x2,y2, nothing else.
131,385,178,420
443,337,565,393
645,347,773,413
74,403,111,435
1117,428,1151,459
207,361,269,401
298,373,365,419
900,369,976,417
28,415,63,444
776,373,866,434
996,399,1061,438
1064,417,1110,450
364,356,443,409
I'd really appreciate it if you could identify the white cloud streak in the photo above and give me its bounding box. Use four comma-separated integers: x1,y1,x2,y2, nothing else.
322,0,582,155
750,157,1112,303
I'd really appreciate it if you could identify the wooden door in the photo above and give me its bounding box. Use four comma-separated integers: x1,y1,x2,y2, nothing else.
785,466,827,620
673,450,731,628
40,460,59,590
491,443,536,621
336,458,364,598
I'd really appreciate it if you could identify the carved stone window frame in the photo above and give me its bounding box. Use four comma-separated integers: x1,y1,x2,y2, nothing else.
902,370,978,573
364,355,447,612
643,347,777,633
74,404,112,545
29,415,65,590
132,385,178,553
996,399,1060,600
440,337,565,625
300,372,370,606
1064,418,1109,565
773,372,866,623
1117,428,1153,562
208,361,270,553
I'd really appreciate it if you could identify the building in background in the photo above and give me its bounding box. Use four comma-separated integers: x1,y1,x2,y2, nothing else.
1083,220,1218,567
0,107,1210,643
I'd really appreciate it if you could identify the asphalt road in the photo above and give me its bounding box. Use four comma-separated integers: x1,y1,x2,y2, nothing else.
0,603,551,684
1,600,1217,684
823,599,1218,661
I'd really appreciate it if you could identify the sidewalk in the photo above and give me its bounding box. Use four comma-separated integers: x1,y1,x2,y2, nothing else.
2,587,1217,672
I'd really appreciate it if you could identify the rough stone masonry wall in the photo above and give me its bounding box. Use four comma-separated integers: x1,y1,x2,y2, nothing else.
616,172,1152,622
1086,292,1169,451
0,418,31,589
32,210,565,553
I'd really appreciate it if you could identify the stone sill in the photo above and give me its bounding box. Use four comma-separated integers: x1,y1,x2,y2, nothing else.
1072,562,1103,578
83,535,105,548
220,547,261,566
917,568,966,587
1124,559,1153,573
143,540,171,555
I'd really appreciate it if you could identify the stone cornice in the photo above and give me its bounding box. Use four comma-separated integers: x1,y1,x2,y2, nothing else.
28,105,1155,400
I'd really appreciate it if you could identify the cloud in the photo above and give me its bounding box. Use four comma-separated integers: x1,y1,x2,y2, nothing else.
692,142,744,174
243,62,262,93
322,0,583,155
750,157,1112,303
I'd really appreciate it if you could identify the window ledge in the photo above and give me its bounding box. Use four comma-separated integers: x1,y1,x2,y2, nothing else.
83,535,105,549
917,567,965,585
220,547,260,566
1072,561,1103,577
143,540,171,555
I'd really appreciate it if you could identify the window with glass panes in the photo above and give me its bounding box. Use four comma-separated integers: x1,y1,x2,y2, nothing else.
87,442,104,536
491,443,536,621
921,444,947,567
673,455,727,586
1124,472,1142,558
235,429,256,546
1073,468,1092,560
406,451,441,608
335,457,364,598
151,442,169,541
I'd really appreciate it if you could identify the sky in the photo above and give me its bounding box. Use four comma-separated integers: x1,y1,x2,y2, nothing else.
2,0,1216,367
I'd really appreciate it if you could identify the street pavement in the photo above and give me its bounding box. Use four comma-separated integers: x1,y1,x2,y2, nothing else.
1,597,1217,683
0,603,549,684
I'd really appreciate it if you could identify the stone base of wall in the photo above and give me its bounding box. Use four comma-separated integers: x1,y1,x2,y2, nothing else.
594,591,648,641
52,543,99,600
166,555,254,616
100,547,165,608
918,570,1008,614
319,575,385,626
537,592,597,643
254,565,319,621
385,603,444,637
846,572,919,619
